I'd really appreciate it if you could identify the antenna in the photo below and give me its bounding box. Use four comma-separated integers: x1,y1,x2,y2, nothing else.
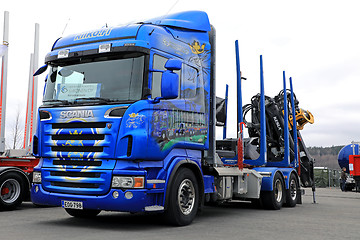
61,18,71,36
162,0,181,20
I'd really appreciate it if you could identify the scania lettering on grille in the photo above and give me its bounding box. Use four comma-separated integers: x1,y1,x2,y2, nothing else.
60,110,94,119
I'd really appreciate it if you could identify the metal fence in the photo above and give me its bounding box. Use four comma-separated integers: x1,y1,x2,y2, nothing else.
314,167,340,188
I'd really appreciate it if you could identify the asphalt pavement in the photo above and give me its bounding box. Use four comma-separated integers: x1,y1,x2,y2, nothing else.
1,187,359,240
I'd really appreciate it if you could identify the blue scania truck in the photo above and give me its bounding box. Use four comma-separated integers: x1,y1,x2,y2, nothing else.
31,11,314,225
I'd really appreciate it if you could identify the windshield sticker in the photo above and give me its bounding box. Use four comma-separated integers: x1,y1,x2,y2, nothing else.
56,83,101,100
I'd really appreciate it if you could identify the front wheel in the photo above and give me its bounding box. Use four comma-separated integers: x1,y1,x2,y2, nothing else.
261,172,285,210
0,172,26,210
65,208,101,218
164,168,199,226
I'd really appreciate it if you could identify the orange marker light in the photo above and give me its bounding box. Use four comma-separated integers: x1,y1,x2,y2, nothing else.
134,177,144,188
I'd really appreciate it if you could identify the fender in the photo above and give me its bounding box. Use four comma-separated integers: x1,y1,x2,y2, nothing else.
278,168,298,189
163,159,204,211
254,167,298,191
0,167,31,191
254,167,284,191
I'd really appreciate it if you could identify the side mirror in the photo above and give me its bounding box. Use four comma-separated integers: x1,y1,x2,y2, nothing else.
33,64,48,76
165,59,182,71
160,59,181,100
161,70,179,99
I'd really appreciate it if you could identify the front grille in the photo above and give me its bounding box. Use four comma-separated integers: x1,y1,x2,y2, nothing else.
51,182,98,188
51,134,105,140
50,171,101,178
51,146,104,152
47,122,112,158
53,160,102,166
52,122,106,129
43,166,113,195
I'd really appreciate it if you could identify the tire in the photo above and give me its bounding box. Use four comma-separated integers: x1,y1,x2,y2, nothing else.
345,184,354,192
164,168,199,226
285,173,299,207
65,208,101,218
261,172,285,210
0,172,26,210
251,198,263,209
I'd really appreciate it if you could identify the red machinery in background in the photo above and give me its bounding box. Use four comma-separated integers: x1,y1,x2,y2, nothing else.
0,11,40,210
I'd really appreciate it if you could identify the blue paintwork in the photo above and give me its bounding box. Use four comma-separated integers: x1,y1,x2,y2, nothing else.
254,167,297,191
266,71,290,167
203,175,215,193
244,55,267,166
338,144,359,173
289,77,299,168
31,184,149,212
144,11,211,32
223,84,228,139
161,70,179,99
235,40,243,132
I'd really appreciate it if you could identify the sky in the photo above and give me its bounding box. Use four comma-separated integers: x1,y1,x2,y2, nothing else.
1,0,360,147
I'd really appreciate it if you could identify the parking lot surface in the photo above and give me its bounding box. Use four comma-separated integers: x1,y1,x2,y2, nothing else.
1,188,359,240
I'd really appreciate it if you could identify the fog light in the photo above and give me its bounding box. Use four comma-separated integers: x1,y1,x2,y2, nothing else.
33,172,42,184
35,185,39,193
125,191,133,199
112,191,119,199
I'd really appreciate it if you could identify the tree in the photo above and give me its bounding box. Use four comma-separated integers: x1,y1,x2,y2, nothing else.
6,107,24,149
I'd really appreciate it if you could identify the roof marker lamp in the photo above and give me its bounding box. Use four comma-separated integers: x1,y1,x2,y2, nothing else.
58,49,69,58
99,43,111,53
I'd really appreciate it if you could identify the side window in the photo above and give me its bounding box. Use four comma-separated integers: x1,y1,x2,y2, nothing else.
152,54,168,98
151,54,181,99
181,64,198,99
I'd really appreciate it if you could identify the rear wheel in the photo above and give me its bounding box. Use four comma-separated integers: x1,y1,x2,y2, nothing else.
65,208,101,218
164,168,199,226
0,172,26,210
285,173,299,207
261,172,284,210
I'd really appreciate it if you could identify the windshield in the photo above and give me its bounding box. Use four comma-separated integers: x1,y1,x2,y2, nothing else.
43,54,145,105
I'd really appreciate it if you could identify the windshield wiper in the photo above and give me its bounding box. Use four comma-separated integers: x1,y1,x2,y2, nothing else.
43,99,71,105
74,97,112,104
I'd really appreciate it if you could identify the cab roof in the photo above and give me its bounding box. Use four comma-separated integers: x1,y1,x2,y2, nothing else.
144,10,211,32
50,11,210,53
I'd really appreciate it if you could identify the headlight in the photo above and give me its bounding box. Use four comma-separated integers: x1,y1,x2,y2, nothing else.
33,172,42,184
112,176,144,189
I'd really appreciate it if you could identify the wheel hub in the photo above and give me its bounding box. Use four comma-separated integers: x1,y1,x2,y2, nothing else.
178,179,195,215
0,179,21,204
1,187,9,195
274,179,283,203
289,179,297,200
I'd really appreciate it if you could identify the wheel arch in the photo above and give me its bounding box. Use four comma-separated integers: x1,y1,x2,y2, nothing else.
0,167,31,192
164,159,204,211
279,168,299,190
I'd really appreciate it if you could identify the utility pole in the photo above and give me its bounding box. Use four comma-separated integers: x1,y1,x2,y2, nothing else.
0,11,9,153
23,23,39,151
